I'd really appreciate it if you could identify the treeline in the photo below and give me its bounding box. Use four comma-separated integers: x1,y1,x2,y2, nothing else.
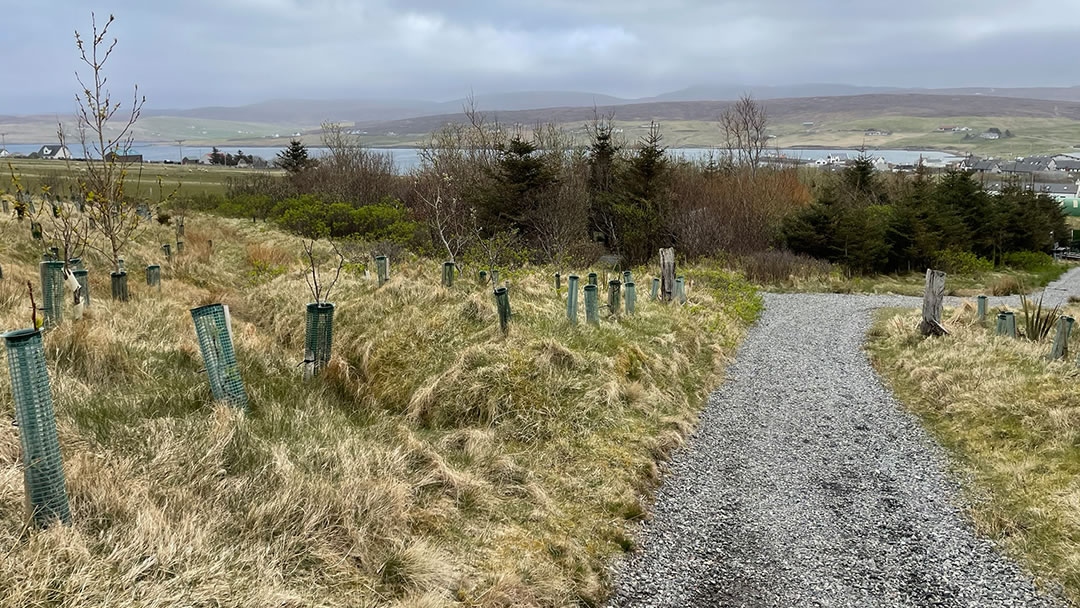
781,158,1067,274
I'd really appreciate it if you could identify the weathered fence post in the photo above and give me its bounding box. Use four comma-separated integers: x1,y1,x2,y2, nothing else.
651,277,659,300
304,302,335,380
190,303,248,409
494,287,511,335
996,311,1017,338
977,295,987,323
588,272,598,286
442,261,455,287
625,281,636,315
375,255,389,287
73,269,89,309
584,284,599,325
920,268,947,336
659,247,676,301
3,328,71,526
146,265,161,289
1049,315,1074,360
566,274,579,324
608,279,622,317
39,261,65,329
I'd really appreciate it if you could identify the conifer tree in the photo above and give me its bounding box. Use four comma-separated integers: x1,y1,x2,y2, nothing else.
277,139,312,173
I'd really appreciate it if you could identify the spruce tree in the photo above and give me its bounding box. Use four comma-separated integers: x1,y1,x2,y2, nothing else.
277,139,312,173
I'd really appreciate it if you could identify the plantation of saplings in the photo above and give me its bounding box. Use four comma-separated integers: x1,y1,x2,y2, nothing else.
0,203,762,606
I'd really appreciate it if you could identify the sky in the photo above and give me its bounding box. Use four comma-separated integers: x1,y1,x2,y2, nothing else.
1,0,1077,114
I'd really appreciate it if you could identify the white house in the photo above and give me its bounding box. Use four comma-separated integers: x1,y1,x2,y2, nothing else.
0,149,8,158
38,145,71,159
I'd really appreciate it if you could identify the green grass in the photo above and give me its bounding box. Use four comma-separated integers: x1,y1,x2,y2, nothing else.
759,264,1072,297
3,158,271,198
0,210,761,606
868,302,1080,603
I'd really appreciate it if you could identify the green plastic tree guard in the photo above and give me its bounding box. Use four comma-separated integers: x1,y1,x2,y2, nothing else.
566,274,579,324
176,241,185,255
587,272,598,286
1049,315,1074,360
555,272,561,290
3,328,71,526
494,287,511,334
479,270,487,284
162,243,172,262
304,302,335,380
651,277,659,300
0,264,4,280
623,270,632,284
976,295,987,323
118,258,125,273
584,284,599,325
73,269,90,309
625,281,636,315
1,198,6,212
69,257,83,270
608,280,621,316
39,261,65,329
48,246,59,260
675,276,687,304
996,312,1017,338
146,265,161,288
442,261,455,287
375,255,389,287
190,303,248,409
110,271,129,301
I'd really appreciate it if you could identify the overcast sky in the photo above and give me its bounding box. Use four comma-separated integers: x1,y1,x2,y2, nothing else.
2,0,1077,114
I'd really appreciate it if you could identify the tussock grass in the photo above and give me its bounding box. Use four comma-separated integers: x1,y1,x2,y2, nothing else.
868,302,1080,602
761,265,1071,296
0,210,760,606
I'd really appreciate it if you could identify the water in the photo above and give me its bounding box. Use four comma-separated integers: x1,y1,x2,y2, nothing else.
0,143,960,174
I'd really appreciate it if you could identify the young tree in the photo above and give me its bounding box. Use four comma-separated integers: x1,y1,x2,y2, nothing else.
585,110,623,248
277,139,313,173
415,172,473,267
59,13,145,273
719,94,769,175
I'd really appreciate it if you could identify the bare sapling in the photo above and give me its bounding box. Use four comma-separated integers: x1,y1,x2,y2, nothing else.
302,238,345,305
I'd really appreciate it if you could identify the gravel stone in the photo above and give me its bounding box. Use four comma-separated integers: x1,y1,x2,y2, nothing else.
608,268,1080,607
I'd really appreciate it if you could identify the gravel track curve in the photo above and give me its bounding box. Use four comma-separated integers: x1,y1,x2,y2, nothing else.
609,268,1080,607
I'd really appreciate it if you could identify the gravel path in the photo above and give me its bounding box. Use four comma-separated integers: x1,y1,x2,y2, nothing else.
609,268,1080,607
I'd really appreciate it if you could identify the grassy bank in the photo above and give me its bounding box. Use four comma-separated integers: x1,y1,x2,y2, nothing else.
5,158,270,198
868,302,1080,602
760,265,1070,297
0,213,760,606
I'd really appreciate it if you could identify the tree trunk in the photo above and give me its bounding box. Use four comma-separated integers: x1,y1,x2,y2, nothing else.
659,247,676,302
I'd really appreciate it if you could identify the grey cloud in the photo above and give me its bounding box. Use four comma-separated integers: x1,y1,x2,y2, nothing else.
1,0,1076,114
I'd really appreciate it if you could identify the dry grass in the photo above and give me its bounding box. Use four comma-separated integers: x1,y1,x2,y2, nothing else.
0,207,761,606
760,265,1071,297
868,302,1080,602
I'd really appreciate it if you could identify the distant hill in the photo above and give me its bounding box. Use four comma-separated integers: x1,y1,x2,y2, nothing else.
353,94,1080,136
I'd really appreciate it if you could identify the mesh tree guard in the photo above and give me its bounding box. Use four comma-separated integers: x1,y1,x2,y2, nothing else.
39,261,65,329
162,243,172,262
554,273,561,290
110,272,129,301
977,295,988,322
304,302,335,380
491,270,500,286
587,272,598,286
651,277,659,300
3,329,71,526
146,265,161,288
607,280,621,317
375,255,389,287
73,269,90,309
70,257,83,270
48,247,59,260
584,284,599,325
176,241,185,255
566,275,579,324
190,304,248,409
625,281,636,315
442,261,455,287
623,270,632,284
675,276,687,304
478,270,487,284
494,287,511,334
996,312,1017,338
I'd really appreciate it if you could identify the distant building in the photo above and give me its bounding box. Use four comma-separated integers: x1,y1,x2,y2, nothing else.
108,151,143,164
0,149,8,158
864,129,891,136
37,144,71,159
979,128,1002,140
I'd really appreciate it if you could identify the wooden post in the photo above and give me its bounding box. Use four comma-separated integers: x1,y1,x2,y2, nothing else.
584,284,599,325
659,247,676,302
919,268,947,336
608,279,621,317
1049,316,1074,360
442,261,455,287
651,277,659,300
566,274,579,324
977,295,987,323
625,281,636,315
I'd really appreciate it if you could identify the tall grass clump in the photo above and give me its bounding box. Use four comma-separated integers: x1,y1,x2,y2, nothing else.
868,302,1080,603
0,209,760,606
